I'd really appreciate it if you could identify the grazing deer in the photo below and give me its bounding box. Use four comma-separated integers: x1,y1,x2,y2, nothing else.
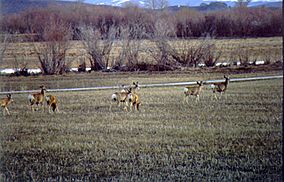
183,81,204,104
210,75,230,99
1,94,13,116
28,85,46,112
45,95,59,113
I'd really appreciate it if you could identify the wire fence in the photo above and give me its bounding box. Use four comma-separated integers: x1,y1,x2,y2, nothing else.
0,75,282,95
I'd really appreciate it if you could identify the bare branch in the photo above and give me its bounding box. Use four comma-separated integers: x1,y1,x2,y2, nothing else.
0,34,10,65
33,15,72,75
78,23,117,71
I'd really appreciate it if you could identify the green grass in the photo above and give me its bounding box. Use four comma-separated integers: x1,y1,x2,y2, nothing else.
0,72,282,181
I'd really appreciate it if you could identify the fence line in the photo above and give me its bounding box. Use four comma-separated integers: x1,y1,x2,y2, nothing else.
0,75,282,95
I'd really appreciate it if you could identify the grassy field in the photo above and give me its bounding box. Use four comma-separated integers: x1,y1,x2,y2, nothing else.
0,70,282,180
2,37,282,68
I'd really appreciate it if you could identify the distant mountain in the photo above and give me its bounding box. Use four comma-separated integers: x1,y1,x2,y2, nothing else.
85,0,282,7
248,1,282,7
1,0,282,15
1,0,75,14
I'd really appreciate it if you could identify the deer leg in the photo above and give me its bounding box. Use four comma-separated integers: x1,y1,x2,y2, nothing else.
109,102,114,111
5,107,10,115
224,91,227,100
186,96,190,104
31,105,34,112
40,103,44,112
42,103,45,112
109,104,112,111
56,105,60,113
123,105,128,112
219,92,223,100
214,93,218,100
196,95,200,102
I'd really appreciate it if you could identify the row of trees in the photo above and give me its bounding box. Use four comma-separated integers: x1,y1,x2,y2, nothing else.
0,2,282,75
1,3,282,39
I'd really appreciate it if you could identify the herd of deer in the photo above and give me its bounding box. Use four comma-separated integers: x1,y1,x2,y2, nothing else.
0,75,230,116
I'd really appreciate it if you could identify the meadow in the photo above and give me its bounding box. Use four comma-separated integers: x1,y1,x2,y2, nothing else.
0,70,282,180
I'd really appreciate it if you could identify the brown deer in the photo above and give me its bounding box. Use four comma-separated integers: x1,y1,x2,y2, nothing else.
1,94,13,116
110,88,131,111
127,88,141,112
110,82,140,111
28,85,46,112
120,82,140,93
183,81,204,104
210,75,230,99
45,95,59,113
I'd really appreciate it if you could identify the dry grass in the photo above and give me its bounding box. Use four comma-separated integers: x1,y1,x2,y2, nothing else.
2,37,282,68
0,71,282,180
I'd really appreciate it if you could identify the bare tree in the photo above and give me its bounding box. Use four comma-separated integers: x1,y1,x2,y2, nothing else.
78,23,117,71
33,15,72,75
148,18,177,71
11,46,30,76
170,38,208,68
236,0,251,7
202,37,222,67
115,23,148,71
231,41,251,66
0,33,10,65
144,0,168,9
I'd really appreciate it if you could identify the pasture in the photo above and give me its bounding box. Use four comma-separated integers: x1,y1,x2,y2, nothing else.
0,70,282,180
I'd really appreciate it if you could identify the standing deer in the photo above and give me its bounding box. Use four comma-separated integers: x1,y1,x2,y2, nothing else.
110,88,132,111
45,95,59,113
28,85,46,112
183,81,204,104
110,82,140,111
1,94,13,116
127,88,141,112
210,75,230,99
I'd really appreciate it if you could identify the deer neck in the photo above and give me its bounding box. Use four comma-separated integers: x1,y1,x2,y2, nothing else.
224,79,229,89
41,89,46,95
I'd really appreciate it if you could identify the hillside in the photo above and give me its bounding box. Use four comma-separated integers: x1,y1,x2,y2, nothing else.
1,0,282,15
1,0,77,14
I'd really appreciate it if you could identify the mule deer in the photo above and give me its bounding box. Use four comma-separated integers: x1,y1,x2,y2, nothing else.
1,94,13,116
28,85,46,112
45,95,59,113
127,89,141,111
120,82,140,93
183,81,204,104
210,75,230,99
110,88,131,111
110,82,140,111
